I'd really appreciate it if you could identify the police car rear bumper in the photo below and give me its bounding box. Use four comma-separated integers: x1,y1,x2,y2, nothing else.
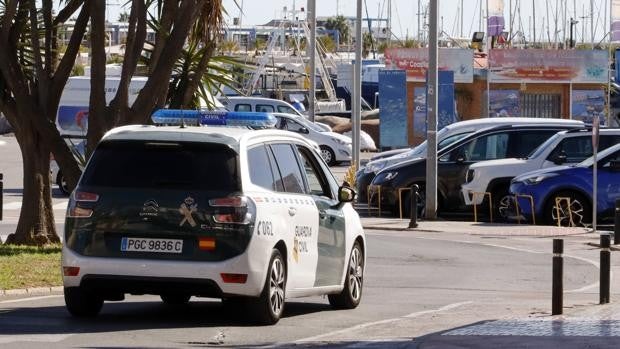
62,245,269,297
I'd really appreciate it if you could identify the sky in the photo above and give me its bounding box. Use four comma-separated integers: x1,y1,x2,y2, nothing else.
103,1,613,43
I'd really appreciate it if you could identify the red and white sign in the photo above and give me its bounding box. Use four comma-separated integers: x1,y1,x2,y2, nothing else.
384,48,474,83
489,49,609,83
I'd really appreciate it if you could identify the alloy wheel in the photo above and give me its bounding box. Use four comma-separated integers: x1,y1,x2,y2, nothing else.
269,257,285,316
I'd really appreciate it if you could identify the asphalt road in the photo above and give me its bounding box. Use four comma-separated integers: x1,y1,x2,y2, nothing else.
2,133,619,348
0,229,609,348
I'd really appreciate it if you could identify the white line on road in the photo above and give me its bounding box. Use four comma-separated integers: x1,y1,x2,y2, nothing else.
2,201,68,210
0,334,74,344
293,301,473,344
0,295,63,304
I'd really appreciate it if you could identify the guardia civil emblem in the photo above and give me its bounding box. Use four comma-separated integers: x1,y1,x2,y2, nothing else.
179,196,198,227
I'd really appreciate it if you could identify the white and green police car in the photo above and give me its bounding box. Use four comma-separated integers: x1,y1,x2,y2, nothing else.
62,111,366,325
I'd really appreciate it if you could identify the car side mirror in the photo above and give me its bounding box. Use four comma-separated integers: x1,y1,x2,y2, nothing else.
338,186,356,203
455,151,466,163
553,152,567,165
300,127,309,134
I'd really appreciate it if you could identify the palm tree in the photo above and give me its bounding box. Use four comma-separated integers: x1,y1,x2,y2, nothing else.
324,15,350,45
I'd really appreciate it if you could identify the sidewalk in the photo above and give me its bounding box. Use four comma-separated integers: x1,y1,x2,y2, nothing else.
361,217,593,237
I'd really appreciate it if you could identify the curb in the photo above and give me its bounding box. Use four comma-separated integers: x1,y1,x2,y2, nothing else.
0,286,63,297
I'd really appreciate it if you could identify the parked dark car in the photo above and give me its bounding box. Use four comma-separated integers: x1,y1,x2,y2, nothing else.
369,124,584,217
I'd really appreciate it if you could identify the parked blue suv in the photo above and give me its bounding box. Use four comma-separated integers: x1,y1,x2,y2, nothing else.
509,143,620,226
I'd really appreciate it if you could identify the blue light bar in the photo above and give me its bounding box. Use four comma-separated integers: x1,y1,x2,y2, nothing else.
151,110,277,128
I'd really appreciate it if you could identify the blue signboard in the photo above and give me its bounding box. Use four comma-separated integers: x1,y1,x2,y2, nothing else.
616,48,620,83
413,87,426,142
436,70,457,130
378,69,408,149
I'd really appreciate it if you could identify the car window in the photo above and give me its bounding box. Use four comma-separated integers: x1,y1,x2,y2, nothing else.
266,146,285,192
296,146,332,198
269,144,305,194
458,133,509,161
547,136,593,163
437,132,470,149
600,148,620,168
234,104,252,112
277,105,298,114
600,135,620,150
256,104,275,113
511,131,558,157
286,119,306,133
81,140,239,191
247,145,277,190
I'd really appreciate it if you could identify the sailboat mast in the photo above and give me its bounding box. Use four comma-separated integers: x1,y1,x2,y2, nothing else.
509,0,513,44
417,0,421,42
460,0,464,37
591,0,594,48
532,0,536,45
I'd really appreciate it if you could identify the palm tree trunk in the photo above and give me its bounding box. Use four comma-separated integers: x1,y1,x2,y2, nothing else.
5,120,59,245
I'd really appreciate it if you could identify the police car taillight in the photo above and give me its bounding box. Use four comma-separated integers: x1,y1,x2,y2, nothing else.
67,191,99,218
209,195,255,224
151,109,277,128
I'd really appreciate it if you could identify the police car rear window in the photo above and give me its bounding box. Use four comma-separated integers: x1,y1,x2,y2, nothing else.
81,140,239,191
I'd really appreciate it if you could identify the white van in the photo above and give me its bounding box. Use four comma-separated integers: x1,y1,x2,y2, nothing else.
56,76,150,137
219,96,332,132
219,96,302,115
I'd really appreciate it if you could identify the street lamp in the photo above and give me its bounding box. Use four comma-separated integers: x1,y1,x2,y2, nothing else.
569,18,579,49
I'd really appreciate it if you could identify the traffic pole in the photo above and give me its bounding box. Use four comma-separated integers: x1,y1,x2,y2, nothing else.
0,173,3,221
600,234,611,304
552,239,563,315
409,184,419,229
614,199,620,245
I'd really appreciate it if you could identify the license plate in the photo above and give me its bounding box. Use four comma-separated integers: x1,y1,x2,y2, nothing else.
121,237,183,253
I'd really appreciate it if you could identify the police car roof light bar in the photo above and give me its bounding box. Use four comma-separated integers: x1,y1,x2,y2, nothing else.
151,110,277,128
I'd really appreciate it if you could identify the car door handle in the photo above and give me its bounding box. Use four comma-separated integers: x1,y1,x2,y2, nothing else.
288,207,297,216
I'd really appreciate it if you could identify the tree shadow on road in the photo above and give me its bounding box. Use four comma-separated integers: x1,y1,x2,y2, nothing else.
0,298,334,335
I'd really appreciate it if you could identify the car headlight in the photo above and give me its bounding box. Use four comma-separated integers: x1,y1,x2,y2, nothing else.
365,160,386,174
331,137,349,146
524,173,557,185
465,169,475,183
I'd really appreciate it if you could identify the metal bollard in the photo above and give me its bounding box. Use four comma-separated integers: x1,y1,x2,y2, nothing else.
0,172,3,221
600,234,611,304
552,239,563,315
408,184,419,229
615,199,620,245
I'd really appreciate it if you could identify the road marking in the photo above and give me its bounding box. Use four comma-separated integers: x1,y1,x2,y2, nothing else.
293,301,473,343
415,236,604,293
0,295,63,304
2,200,68,210
0,334,74,344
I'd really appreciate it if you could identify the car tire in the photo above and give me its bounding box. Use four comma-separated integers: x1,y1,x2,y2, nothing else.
248,249,286,325
544,191,591,227
320,146,336,166
57,171,70,196
64,286,104,317
328,241,364,309
160,294,191,305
